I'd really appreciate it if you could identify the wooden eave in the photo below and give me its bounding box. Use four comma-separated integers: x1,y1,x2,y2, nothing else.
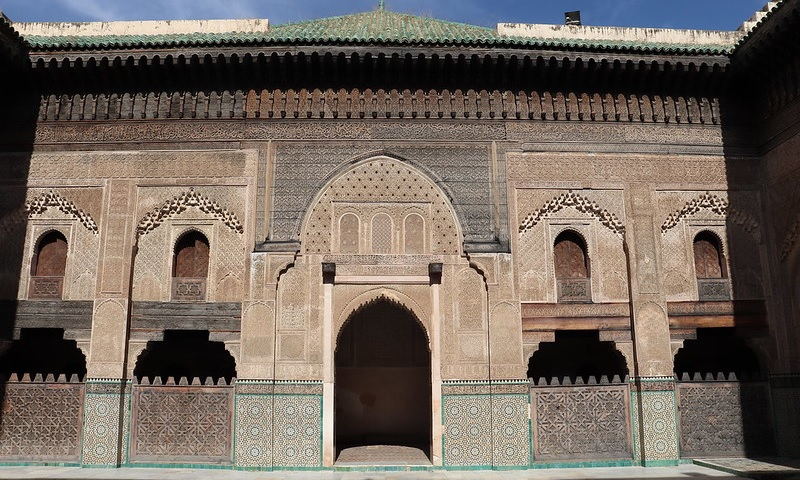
28,44,731,71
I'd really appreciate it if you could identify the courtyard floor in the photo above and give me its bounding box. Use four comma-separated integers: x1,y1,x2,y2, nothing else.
0,463,769,480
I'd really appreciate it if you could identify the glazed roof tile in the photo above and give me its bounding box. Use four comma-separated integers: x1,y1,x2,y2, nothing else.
23,9,732,55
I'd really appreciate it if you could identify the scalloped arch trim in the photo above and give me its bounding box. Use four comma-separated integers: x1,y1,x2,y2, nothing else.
518,190,625,237
136,189,244,237
661,192,759,237
0,190,99,234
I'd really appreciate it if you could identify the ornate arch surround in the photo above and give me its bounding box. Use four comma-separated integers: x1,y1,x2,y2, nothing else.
300,155,464,255
335,287,431,348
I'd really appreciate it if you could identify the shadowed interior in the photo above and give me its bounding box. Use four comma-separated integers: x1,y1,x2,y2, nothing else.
334,299,431,460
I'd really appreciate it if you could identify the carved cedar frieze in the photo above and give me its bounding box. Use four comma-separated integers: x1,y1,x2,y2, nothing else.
779,214,800,260
660,192,759,236
518,190,625,237
136,189,244,237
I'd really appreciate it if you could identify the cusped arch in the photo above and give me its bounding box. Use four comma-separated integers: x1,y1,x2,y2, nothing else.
335,287,431,347
301,155,463,255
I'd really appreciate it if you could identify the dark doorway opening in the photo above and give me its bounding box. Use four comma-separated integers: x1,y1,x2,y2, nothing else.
334,298,431,461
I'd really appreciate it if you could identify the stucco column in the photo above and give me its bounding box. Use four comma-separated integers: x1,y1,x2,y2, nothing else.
321,273,335,467
430,265,443,466
624,183,679,465
82,179,137,467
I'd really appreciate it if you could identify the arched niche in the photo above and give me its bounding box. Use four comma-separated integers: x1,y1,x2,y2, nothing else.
301,156,462,255
28,230,68,299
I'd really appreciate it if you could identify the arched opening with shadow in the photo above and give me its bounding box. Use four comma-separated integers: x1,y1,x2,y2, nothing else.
334,298,431,463
527,330,632,461
527,330,628,382
28,230,68,299
133,330,236,384
171,230,210,301
674,328,761,379
0,328,86,379
673,328,774,458
553,230,592,303
692,230,731,301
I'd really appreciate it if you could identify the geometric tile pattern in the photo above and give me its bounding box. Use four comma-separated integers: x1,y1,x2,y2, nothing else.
234,394,273,469
272,395,322,468
130,386,233,463
442,395,493,467
635,378,679,463
0,382,84,462
81,380,128,466
491,394,530,466
532,385,631,460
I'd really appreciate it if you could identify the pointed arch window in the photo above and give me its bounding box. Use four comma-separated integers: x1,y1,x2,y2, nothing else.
29,231,68,299
554,230,591,303
693,231,730,301
172,230,209,301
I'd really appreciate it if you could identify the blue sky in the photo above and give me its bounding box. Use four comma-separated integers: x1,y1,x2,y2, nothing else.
0,0,767,31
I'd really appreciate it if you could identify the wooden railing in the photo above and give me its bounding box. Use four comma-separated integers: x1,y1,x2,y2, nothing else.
28,276,63,299
171,277,206,301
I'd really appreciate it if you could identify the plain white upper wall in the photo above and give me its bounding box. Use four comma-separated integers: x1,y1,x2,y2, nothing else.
496,23,742,46
14,19,270,37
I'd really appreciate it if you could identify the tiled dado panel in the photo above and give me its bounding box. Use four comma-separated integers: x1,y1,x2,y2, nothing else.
234,381,322,470
442,381,530,468
630,377,679,465
81,380,131,466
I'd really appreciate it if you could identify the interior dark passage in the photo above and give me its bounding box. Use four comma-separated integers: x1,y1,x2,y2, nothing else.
334,299,431,459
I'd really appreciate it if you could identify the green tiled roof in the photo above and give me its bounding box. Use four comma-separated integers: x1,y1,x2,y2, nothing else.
24,9,731,55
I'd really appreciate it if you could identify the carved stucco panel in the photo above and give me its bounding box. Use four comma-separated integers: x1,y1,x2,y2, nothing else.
302,157,460,255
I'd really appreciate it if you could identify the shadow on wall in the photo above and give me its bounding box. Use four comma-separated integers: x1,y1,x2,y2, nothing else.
719,67,791,459
0,34,38,442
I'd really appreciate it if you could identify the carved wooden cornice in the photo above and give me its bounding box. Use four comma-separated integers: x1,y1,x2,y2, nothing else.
37,88,722,126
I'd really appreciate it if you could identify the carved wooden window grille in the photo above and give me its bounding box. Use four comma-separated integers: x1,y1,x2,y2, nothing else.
29,231,67,299
554,230,591,303
693,231,730,301
172,231,209,301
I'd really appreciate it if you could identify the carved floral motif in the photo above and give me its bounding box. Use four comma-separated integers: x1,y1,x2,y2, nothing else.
660,192,759,236
136,189,244,237
518,190,625,237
